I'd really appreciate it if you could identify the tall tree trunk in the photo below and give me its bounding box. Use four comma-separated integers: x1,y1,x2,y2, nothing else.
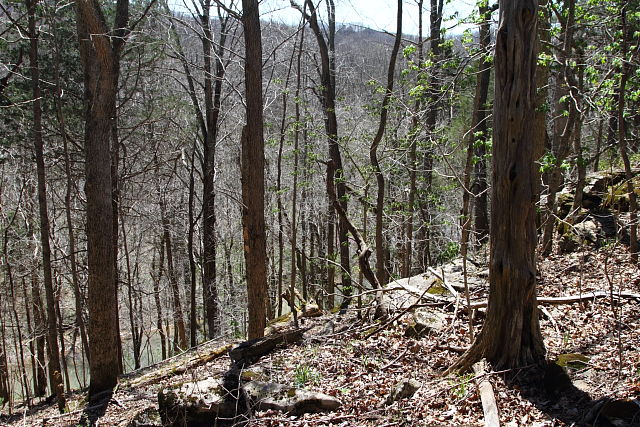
200,3,228,339
541,0,577,255
158,178,188,351
288,24,305,325
276,41,297,321
533,0,550,225
370,0,402,287
417,0,444,268
241,0,268,339
471,2,492,245
403,0,423,278
111,116,123,375
27,0,65,411
75,0,129,398
187,151,198,347
121,212,141,369
31,274,47,397
297,0,352,309
450,0,545,372
151,237,167,360
616,3,638,262
51,9,90,370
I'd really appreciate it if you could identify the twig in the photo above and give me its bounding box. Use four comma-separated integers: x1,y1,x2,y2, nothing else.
539,306,560,336
381,348,410,370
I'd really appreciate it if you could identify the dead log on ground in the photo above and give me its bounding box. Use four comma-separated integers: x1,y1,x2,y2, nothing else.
229,328,307,367
473,359,500,427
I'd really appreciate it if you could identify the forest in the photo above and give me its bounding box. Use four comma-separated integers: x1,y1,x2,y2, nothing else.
0,0,639,425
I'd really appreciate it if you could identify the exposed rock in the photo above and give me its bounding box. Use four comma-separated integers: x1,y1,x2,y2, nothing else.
404,309,447,338
572,380,590,393
301,303,323,318
558,219,601,254
157,377,243,426
244,381,341,415
385,379,421,405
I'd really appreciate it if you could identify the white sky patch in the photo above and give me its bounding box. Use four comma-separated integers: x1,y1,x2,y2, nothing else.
170,0,478,36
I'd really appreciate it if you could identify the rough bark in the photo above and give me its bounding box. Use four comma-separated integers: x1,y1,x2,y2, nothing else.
75,0,129,398
241,0,268,339
450,0,545,373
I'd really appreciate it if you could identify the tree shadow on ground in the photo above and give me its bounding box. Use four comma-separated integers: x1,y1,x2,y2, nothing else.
508,363,640,426
78,389,113,426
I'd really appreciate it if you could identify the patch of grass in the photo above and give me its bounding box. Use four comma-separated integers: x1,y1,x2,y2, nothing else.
293,364,321,388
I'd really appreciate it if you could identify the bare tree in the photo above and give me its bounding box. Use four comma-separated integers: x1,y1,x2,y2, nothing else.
27,0,65,411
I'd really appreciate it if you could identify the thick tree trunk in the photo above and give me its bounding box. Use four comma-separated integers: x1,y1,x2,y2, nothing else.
75,0,128,398
450,0,545,373
241,0,268,340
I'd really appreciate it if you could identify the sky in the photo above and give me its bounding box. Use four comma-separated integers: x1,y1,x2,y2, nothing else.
171,0,478,36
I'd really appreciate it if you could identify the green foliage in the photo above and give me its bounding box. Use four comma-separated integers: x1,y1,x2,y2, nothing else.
436,241,459,265
539,152,570,174
449,373,475,399
293,364,321,388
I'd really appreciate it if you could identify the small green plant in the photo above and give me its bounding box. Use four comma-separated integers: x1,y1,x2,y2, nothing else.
449,373,474,399
562,332,572,347
293,364,321,388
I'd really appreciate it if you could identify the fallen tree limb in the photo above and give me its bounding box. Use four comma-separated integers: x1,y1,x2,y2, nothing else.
468,290,640,310
473,359,500,427
229,328,307,367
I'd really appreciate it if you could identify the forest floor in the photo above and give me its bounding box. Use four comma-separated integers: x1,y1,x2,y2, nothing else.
2,244,640,426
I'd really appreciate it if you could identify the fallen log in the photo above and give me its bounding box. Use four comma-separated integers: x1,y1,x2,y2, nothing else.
229,327,306,367
473,359,500,427
468,290,640,310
